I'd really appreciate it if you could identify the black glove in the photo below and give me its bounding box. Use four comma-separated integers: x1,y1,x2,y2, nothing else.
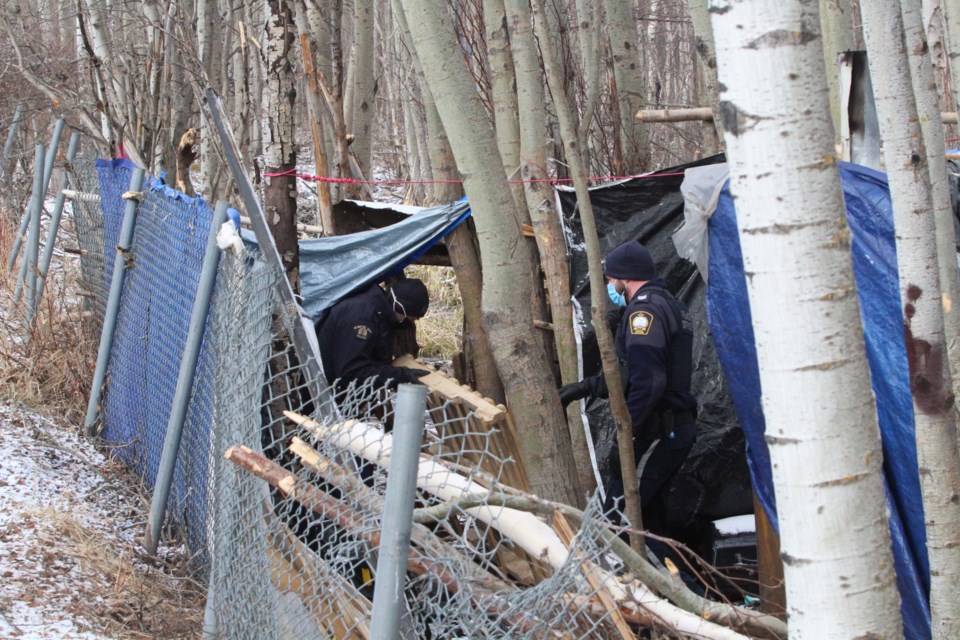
559,380,591,408
398,368,430,385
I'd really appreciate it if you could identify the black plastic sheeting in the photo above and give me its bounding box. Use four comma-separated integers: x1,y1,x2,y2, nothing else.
555,155,753,542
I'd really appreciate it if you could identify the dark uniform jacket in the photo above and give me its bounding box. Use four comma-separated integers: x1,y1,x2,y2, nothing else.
315,284,422,389
616,278,697,434
588,277,697,436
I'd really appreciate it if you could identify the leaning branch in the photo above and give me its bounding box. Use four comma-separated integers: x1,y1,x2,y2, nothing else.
636,106,960,125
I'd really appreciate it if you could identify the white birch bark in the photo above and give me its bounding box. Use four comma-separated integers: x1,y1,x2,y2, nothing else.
349,0,374,174
862,1,960,635
606,0,649,170
943,0,960,110
483,0,525,214
198,0,223,199
919,0,950,101
505,0,594,498
686,0,723,152
710,0,903,636
900,0,960,414
819,0,854,138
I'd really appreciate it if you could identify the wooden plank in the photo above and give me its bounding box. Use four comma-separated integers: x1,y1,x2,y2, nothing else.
552,512,636,640
753,492,786,618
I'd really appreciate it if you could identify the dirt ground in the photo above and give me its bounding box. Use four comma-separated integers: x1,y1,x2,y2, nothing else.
0,401,205,639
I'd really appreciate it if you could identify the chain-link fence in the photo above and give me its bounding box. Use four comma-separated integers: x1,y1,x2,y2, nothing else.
53,155,784,640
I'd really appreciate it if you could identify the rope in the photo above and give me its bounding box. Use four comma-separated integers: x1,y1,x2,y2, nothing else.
261,169,688,185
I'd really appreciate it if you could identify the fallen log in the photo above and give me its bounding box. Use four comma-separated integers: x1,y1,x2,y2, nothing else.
225,445,578,636
286,412,755,640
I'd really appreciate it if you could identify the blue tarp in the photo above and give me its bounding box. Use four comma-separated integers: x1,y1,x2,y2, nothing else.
242,199,471,321
705,162,930,638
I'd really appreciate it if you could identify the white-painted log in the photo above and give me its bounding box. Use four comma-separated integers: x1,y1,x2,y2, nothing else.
291,412,750,640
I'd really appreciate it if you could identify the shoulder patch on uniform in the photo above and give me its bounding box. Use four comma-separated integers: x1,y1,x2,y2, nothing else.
354,324,372,340
629,310,654,336
637,294,648,302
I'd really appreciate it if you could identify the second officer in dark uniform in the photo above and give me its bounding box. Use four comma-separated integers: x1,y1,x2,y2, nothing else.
316,278,431,392
560,241,697,532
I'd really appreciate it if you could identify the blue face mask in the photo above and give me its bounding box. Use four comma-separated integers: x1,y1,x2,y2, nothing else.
607,282,626,308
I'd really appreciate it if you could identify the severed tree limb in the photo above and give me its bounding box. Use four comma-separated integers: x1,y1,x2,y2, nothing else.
225,445,590,634
401,456,788,638
289,413,755,640
637,106,960,126
552,511,637,640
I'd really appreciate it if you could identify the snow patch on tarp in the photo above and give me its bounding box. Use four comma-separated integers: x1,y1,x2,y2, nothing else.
694,161,931,640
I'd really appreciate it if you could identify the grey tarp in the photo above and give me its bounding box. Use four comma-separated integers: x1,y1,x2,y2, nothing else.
242,199,471,321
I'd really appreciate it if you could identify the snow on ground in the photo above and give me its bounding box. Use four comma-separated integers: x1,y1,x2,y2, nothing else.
0,402,202,639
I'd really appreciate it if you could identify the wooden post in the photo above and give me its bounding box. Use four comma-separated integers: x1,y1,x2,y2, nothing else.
753,492,786,618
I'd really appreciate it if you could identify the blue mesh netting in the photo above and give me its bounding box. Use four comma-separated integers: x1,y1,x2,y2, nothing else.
95,159,218,558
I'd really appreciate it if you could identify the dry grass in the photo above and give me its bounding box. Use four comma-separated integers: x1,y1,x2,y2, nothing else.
42,509,205,639
406,264,463,361
0,217,98,424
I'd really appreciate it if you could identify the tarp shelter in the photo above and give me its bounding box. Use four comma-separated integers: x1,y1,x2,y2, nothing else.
679,161,933,640
554,156,755,540
241,199,471,321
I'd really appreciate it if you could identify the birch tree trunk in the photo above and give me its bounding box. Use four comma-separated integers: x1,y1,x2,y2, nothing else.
943,0,960,111
262,0,299,286
710,1,903,636
505,0,594,499
389,0,503,402
605,0,650,171
919,0,950,102
484,0,525,214
399,0,581,506
349,0,374,175
862,1,960,635
533,0,641,529
198,0,223,200
819,0,854,138
900,0,960,410
685,0,723,153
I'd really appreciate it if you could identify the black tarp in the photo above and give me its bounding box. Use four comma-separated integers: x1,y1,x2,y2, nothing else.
555,155,752,541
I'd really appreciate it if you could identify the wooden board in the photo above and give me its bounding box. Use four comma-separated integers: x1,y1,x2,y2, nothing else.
393,355,530,492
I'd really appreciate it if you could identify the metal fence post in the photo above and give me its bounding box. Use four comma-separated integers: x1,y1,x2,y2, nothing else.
32,132,81,323
8,118,64,271
143,200,229,554
84,167,146,437
369,383,428,640
10,144,45,306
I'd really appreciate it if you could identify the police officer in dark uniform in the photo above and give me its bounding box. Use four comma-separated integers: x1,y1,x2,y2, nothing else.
559,241,697,533
316,278,431,391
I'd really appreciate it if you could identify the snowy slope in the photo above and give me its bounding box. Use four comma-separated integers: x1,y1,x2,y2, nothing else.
0,402,202,639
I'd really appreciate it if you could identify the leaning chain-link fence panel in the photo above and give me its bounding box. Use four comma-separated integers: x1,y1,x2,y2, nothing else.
69,156,109,323
205,357,739,639
91,165,217,561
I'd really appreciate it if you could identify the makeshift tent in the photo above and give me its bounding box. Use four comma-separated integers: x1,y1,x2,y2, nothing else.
554,155,754,541
241,199,470,321
679,161,932,640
